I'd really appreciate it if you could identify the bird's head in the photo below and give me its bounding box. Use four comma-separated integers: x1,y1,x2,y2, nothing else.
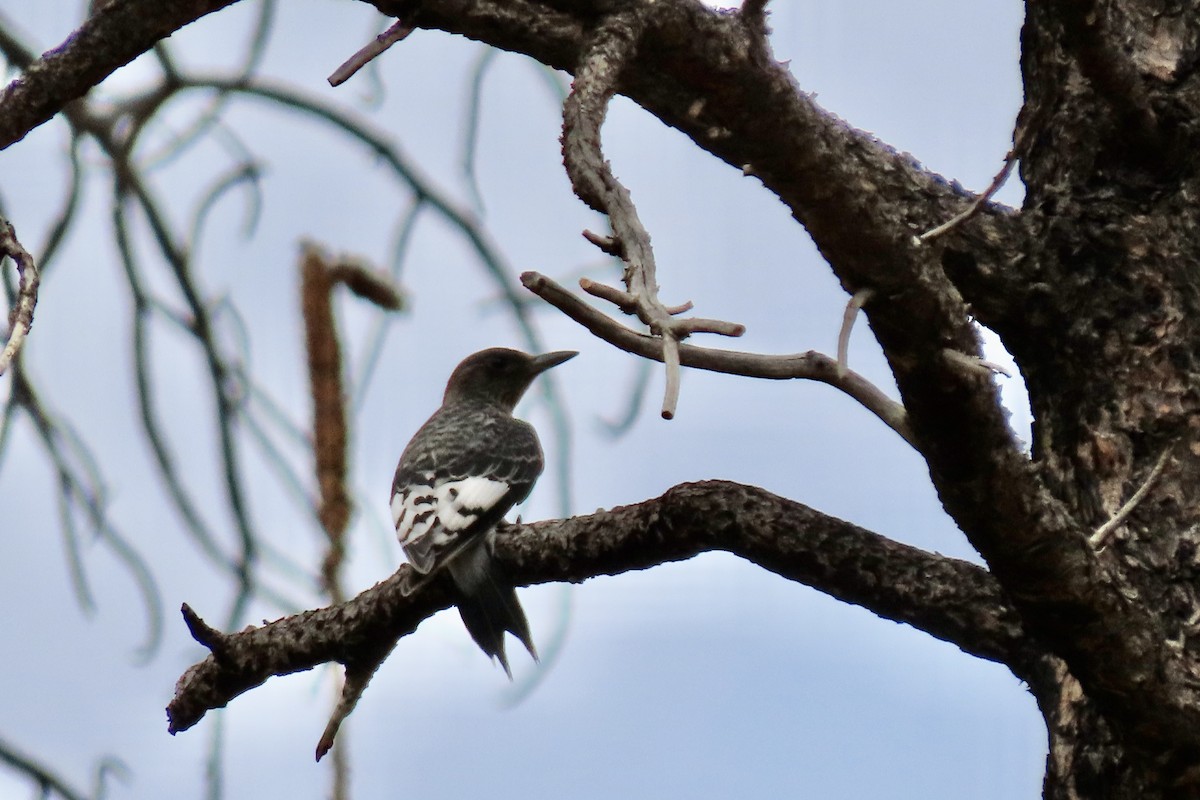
443,347,577,411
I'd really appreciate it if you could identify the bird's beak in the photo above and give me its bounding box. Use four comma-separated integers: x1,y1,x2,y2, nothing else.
530,350,578,374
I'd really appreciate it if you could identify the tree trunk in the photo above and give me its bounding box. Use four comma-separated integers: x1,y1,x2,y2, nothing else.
992,2,1200,795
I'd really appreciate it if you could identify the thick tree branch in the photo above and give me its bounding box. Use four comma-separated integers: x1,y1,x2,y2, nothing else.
0,0,239,149
168,480,1039,737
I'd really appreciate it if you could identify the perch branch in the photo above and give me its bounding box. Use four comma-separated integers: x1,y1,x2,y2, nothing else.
168,480,1038,741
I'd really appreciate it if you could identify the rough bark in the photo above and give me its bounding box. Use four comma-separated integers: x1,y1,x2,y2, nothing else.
167,480,1047,733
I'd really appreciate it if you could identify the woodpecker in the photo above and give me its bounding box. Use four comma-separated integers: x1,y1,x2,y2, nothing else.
391,347,577,677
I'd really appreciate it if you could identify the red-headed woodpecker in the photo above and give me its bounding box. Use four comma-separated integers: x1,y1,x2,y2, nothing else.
391,347,577,677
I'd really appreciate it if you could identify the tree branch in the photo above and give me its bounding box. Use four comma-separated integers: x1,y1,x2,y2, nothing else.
0,217,39,375
168,480,1038,739
0,0,240,149
0,732,115,800
327,19,414,87
561,8,743,419
522,270,914,446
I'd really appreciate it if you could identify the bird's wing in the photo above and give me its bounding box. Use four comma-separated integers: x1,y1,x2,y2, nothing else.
391,412,543,575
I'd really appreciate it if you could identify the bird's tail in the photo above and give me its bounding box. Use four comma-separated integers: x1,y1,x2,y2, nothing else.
446,536,537,679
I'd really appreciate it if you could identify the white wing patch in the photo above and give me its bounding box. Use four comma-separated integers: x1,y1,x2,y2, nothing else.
392,476,511,573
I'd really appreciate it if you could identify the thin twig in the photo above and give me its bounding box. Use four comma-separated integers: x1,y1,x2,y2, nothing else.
941,348,1013,378
0,217,39,375
915,146,1018,245
0,733,93,800
12,363,163,658
661,334,682,421
581,229,621,257
316,664,384,763
580,276,636,313
1089,447,1173,549
328,20,413,87
837,288,873,379
462,45,500,212
38,136,85,275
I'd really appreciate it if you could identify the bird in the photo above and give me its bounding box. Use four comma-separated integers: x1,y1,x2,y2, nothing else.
390,347,577,677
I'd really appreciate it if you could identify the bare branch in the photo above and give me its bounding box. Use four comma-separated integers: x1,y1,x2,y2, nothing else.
1089,446,1173,550
0,732,109,800
0,217,39,375
579,276,636,314
315,662,382,763
941,348,1013,378
168,480,1037,738
11,363,163,658
523,271,915,446
0,0,240,148
836,288,873,379
915,144,1019,245
660,333,682,421
562,10,743,419
581,228,621,257
328,19,414,87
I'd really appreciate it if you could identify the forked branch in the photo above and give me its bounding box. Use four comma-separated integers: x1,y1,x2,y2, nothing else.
523,271,914,447
561,11,744,419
